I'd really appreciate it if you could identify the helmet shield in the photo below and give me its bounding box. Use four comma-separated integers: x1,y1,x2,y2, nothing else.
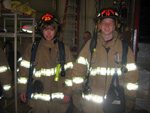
95,9,119,22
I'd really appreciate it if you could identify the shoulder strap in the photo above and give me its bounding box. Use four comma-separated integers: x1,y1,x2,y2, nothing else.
121,40,128,73
58,41,65,77
26,39,40,99
90,31,97,54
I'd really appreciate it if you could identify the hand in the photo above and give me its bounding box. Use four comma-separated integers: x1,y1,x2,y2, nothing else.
20,92,27,103
63,95,71,104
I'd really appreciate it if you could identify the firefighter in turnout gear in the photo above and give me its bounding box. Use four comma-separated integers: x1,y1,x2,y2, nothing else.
0,47,12,99
17,13,74,113
71,8,139,113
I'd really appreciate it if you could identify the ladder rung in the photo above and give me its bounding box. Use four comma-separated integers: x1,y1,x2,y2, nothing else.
65,13,77,15
66,5,77,8
64,28,77,31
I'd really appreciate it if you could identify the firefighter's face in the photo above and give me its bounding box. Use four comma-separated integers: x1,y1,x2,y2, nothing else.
43,26,56,40
83,33,91,42
100,18,115,36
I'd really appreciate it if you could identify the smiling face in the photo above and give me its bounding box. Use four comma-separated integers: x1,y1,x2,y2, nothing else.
42,26,55,40
99,18,115,40
42,20,57,40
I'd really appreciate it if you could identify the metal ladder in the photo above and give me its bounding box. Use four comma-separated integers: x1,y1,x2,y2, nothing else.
61,0,79,58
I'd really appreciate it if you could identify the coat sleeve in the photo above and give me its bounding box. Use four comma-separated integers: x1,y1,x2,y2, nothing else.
0,48,13,99
71,40,91,94
17,44,32,94
63,45,74,95
123,46,139,112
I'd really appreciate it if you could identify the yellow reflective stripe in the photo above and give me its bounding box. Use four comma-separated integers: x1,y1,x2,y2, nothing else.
72,77,84,84
64,62,74,70
31,92,64,101
126,63,137,71
3,84,11,91
126,83,138,90
20,60,30,68
76,56,89,65
90,67,122,76
65,79,73,86
52,92,64,99
17,77,28,84
82,93,103,103
0,66,10,73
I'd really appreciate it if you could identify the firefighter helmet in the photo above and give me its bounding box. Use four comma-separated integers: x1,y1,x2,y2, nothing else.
95,8,120,32
37,13,61,32
96,8,119,21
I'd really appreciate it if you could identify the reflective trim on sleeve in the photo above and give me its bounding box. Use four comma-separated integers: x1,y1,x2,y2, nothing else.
82,93,103,103
72,77,84,84
17,57,22,62
126,63,137,71
3,84,11,91
64,62,74,70
76,56,89,66
126,83,138,90
0,66,10,73
17,77,28,84
20,60,30,68
65,79,73,86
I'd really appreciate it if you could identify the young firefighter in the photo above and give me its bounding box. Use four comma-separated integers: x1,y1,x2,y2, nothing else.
17,14,74,113
71,8,139,113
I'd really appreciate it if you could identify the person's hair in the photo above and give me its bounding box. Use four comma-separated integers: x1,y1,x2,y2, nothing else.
42,20,57,31
84,31,91,36
100,17,116,24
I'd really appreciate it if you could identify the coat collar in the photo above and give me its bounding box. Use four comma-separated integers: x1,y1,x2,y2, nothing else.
97,30,119,48
40,38,57,48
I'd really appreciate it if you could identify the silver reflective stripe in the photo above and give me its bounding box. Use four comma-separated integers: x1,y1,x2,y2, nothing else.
17,77,28,84
0,66,9,73
82,93,103,103
126,83,138,90
3,84,11,91
65,79,73,86
126,63,137,71
20,60,30,68
72,77,84,84
31,92,64,101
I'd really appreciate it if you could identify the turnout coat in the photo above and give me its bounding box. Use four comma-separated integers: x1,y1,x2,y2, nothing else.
0,47,12,99
18,38,74,113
